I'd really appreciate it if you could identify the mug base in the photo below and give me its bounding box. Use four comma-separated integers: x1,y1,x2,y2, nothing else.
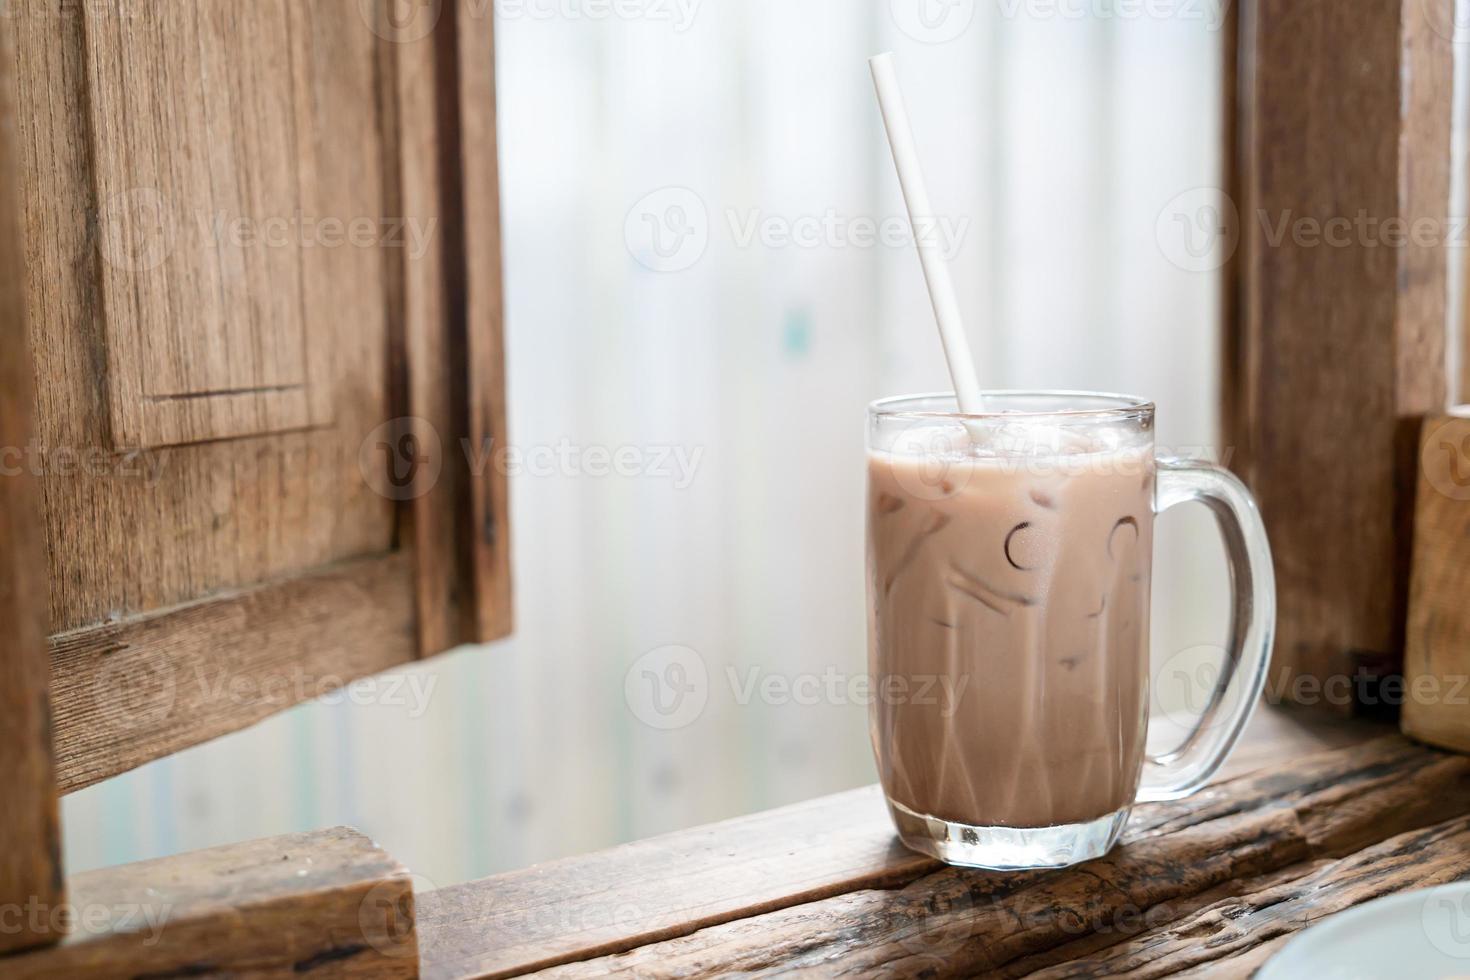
887,799,1129,870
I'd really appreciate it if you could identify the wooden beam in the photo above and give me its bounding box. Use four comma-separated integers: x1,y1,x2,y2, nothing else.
993,815,1470,977
501,737,1470,979
49,553,417,793
0,18,65,955
0,827,418,979
1403,412,1470,752
387,1,466,657
1227,0,1454,710
415,709,1379,979
455,0,513,644
418,785,934,980
379,0,512,657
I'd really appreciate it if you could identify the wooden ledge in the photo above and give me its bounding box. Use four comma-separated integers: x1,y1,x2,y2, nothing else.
0,826,416,979
417,708,1403,979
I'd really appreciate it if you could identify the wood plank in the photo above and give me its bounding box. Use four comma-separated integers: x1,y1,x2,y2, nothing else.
418,785,935,980
455,0,513,643
82,0,311,449
1218,0,1246,493
0,826,418,979
11,0,396,633
386,0,513,653
390,0,467,655
0,18,65,955
415,709,1379,979
1403,412,1470,752
1227,0,1453,710
49,552,417,793
520,736,1470,979
1014,815,1470,978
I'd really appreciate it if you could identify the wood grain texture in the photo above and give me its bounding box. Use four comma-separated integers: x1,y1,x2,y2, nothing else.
455,0,513,643
1010,816,1470,979
0,826,418,979
82,0,312,449
49,553,417,793
1218,0,1245,483
0,20,65,955
418,785,935,980
515,737,1470,979
387,0,513,654
1402,412,1470,752
415,709,1379,979
10,0,396,632
393,0,465,656
1228,0,1453,710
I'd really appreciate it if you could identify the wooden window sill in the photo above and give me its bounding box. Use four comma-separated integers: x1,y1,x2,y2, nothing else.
415,707,1448,978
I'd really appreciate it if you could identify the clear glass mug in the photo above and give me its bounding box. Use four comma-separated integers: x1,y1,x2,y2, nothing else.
866,392,1274,870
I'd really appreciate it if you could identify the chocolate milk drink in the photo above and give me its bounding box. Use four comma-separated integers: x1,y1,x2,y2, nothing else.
867,417,1154,833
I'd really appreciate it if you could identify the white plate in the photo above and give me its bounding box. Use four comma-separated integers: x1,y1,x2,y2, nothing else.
1258,883,1470,980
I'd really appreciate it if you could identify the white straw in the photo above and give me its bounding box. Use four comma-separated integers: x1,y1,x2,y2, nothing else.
869,52,985,416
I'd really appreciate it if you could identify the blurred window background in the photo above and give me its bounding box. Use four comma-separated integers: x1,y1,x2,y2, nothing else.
63,0,1228,888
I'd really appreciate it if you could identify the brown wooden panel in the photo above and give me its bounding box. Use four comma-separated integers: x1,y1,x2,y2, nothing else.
388,0,513,653
0,23,65,955
392,4,463,655
9,0,507,785
1403,412,1470,752
0,826,417,979
416,710,1377,980
1227,0,1453,709
49,553,417,793
456,0,513,643
11,0,396,631
84,0,313,449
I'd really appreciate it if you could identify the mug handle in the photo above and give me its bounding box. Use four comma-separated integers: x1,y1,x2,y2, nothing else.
1136,456,1276,802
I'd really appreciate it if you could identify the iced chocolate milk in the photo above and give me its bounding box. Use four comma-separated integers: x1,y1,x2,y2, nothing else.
866,394,1157,865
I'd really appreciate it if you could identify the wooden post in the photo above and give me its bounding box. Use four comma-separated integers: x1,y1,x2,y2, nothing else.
1225,0,1453,712
1403,411,1470,751
0,23,65,955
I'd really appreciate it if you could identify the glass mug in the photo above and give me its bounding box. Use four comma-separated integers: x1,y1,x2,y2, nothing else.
866,392,1274,870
